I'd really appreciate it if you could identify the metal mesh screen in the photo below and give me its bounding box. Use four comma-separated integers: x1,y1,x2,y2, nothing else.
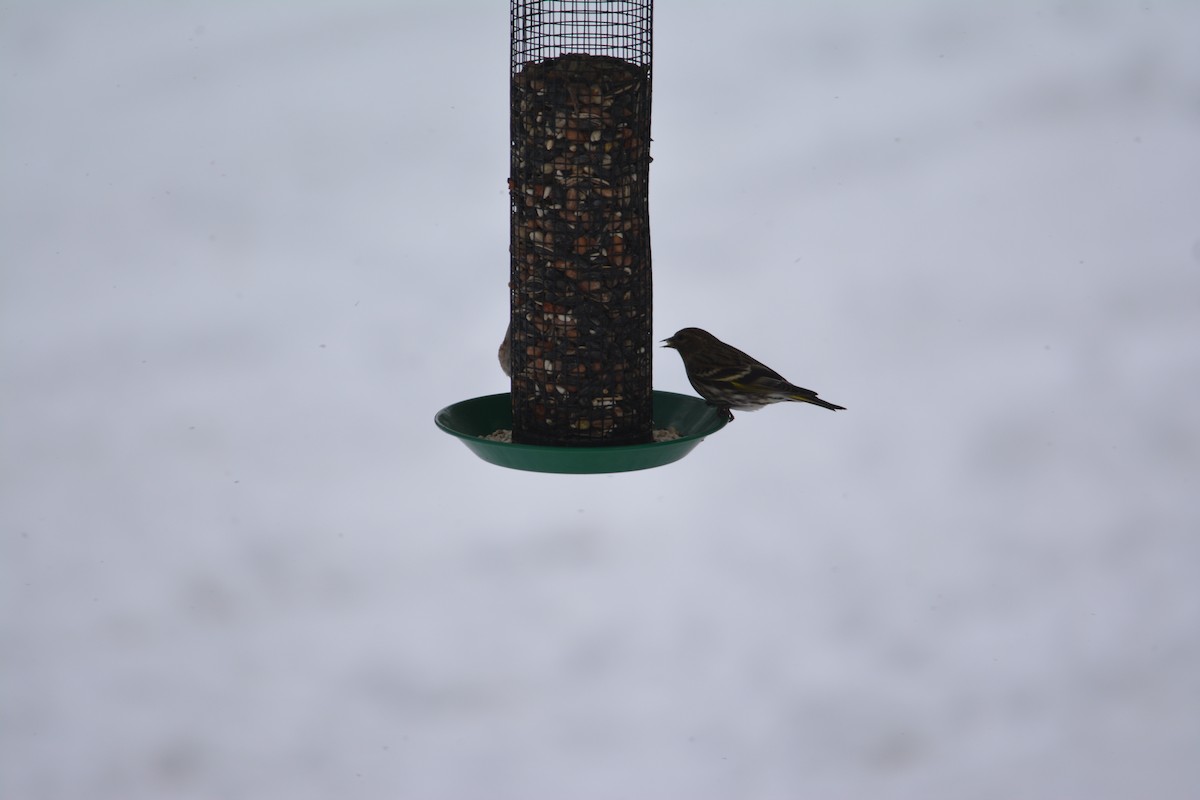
509,0,654,446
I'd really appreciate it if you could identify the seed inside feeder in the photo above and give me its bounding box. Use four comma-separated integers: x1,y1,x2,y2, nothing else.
510,52,653,446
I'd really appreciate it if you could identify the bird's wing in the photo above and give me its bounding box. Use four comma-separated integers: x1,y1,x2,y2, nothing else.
737,370,814,397
693,362,753,383
780,383,822,401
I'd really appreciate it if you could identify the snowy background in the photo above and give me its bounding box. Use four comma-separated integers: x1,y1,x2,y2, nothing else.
3,1,1199,798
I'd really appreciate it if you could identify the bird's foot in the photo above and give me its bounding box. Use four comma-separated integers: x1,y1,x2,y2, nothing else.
704,400,734,422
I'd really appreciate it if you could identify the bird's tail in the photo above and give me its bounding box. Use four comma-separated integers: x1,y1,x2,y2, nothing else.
792,393,845,411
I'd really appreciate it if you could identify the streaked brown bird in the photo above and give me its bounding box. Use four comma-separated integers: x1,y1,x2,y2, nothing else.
662,327,845,420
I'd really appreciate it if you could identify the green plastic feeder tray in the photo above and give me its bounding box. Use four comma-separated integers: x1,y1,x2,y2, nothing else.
435,391,728,474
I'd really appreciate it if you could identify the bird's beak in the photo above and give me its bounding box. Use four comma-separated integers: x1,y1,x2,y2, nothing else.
661,336,676,348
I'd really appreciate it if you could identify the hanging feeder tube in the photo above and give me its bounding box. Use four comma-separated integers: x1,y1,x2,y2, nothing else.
436,0,728,472
509,0,655,446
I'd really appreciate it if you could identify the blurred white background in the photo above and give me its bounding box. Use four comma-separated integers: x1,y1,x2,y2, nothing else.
3,1,1199,798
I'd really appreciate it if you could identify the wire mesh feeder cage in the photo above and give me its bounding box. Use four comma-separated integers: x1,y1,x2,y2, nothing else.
510,0,654,446
436,0,728,472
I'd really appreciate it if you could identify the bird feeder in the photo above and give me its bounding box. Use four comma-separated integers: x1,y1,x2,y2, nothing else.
436,0,727,472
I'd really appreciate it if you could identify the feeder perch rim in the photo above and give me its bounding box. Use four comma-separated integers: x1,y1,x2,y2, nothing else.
435,390,727,474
